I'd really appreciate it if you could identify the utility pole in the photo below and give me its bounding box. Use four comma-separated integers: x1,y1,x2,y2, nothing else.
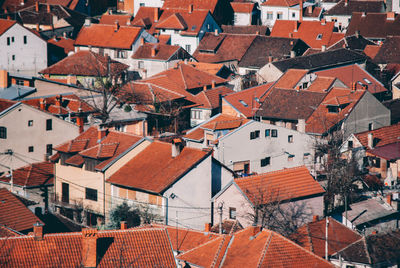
325,217,329,260
218,202,223,235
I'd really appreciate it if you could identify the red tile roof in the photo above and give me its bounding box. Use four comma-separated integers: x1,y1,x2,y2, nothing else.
306,76,336,92
39,50,129,76
0,99,17,113
261,0,302,7
231,2,255,13
223,82,273,117
23,94,95,116
155,9,209,36
0,161,54,187
132,43,181,60
162,0,219,12
197,86,234,109
0,188,43,232
364,44,381,59
271,20,342,49
234,166,325,205
131,6,161,33
274,69,309,89
107,140,210,193
314,64,388,94
48,36,75,54
306,88,366,135
184,61,229,77
0,224,21,237
75,24,142,49
367,142,400,160
0,228,176,267
291,217,362,257
355,123,400,148
54,127,143,171
210,219,243,235
99,14,133,26
0,18,16,36
177,226,334,267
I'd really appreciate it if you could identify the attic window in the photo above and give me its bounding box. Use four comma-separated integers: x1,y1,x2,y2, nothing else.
239,100,248,107
255,97,260,103
363,78,372,84
327,105,339,113
316,34,323,40
191,25,196,30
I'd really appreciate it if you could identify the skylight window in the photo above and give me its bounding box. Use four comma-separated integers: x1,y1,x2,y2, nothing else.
316,34,323,40
255,97,260,103
191,25,197,30
363,78,372,84
239,100,248,107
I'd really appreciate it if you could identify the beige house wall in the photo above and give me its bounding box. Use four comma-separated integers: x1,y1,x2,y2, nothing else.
221,99,243,118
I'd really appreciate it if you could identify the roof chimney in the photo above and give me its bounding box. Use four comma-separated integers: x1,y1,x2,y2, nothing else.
36,23,40,31
289,32,294,38
355,30,360,38
188,4,193,13
47,4,50,13
214,29,219,36
290,50,296,58
120,221,127,230
171,138,182,158
387,12,395,20
296,119,306,133
345,0,348,6
140,37,145,46
0,70,8,89
387,193,392,206
307,5,312,14
351,82,356,91
151,47,157,57
76,108,84,134
55,95,62,107
321,45,326,51
98,129,107,143
268,56,273,63
84,18,91,27
368,133,373,149
299,0,303,21
33,222,44,241
313,215,319,222
114,21,120,32
321,18,326,25
212,80,216,88
35,1,39,12
205,223,212,232
39,98,46,110
82,228,98,268
154,7,159,22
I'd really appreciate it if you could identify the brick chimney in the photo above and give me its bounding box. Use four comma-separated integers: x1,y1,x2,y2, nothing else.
120,221,127,230
98,129,107,143
35,1,39,12
76,108,84,134
313,215,319,222
345,0,348,6
171,138,182,158
321,45,326,52
387,193,392,206
47,4,50,13
205,223,212,232
296,119,306,133
214,29,219,36
299,0,303,21
82,228,98,268
39,98,46,110
140,37,145,46
151,47,157,57
114,21,120,32
321,18,326,25
387,12,395,20
368,133,373,149
0,70,8,89
154,7,159,22
212,80,216,88
351,82,357,91
268,56,273,63
188,4,193,13
55,95,62,107
33,222,44,241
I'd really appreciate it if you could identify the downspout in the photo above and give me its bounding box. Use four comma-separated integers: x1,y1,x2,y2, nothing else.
163,195,169,225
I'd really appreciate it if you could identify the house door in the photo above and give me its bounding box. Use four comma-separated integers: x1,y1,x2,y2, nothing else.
62,182,69,203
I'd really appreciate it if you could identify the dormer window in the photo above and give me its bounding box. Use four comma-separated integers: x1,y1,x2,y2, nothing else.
327,105,339,113
239,100,248,107
316,34,323,40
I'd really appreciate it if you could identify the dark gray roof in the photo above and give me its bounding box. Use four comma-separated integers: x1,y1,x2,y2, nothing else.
0,85,36,100
324,0,385,16
328,34,375,51
346,12,400,39
238,36,309,68
221,25,270,35
271,48,367,72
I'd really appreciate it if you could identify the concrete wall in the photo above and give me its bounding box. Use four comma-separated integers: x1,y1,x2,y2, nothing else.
133,0,163,16
0,23,47,75
221,99,243,117
257,63,283,83
260,6,300,27
214,121,315,174
33,79,83,97
234,12,252,26
190,108,212,127
324,15,351,30
0,103,79,173
343,91,390,139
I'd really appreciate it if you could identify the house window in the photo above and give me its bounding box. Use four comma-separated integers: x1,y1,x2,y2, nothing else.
11,37,14,43
316,34,323,40
62,182,69,203
98,48,104,55
372,157,380,168
7,37,10,46
328,106,339,113
85,187,98,201
229,207,236,219
85,159,98,172
46,119,52,130
292,12,296,18
271,129,278,137
250,130,260,140
288,135,293,143
185,44,191,54
46,144,53,155
140,3,145,6
12,55,15,61
265,129,270,137
138,61,144,69
267,12,273,20
348,140,353,149
116,50,127,59
23,35,27,44
16,79,24,85
28,146,34,152
277,12,283,19
191,110,202,119
288,154,294,161
261,156,271,167
368,123,373,131
0,126,7,139
28,120,33,127
234,14,238,23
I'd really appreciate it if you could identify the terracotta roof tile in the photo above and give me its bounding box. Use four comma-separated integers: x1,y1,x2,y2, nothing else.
39,50,129,76
346,12,400,39
132,43,181,60
306,88,366,134
221,25,270,35
0,225,21,237
48,36,75,54
364,44,381,59
201,114,250,130
261,0,302,7
184,127,205,141
177,226,334,267
314,64,388,94
107,141,210,193
304,6,322,18
325,0,385,15
223,82,273,117
367,142,400,160
306,76,336,92
291,217,362,257
0,18,16,36
197,86,234,109
0,228,176,267
372,36,400,64
0,188,43,232
231,2,255,13
355,123,400,148
210,219,243,235
274,69,309,89
155,9,209,36
0,98,17,112
99,14,133,26
0,161,54,187
162,0,219,12
235,166,325,205
75,24,142,49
